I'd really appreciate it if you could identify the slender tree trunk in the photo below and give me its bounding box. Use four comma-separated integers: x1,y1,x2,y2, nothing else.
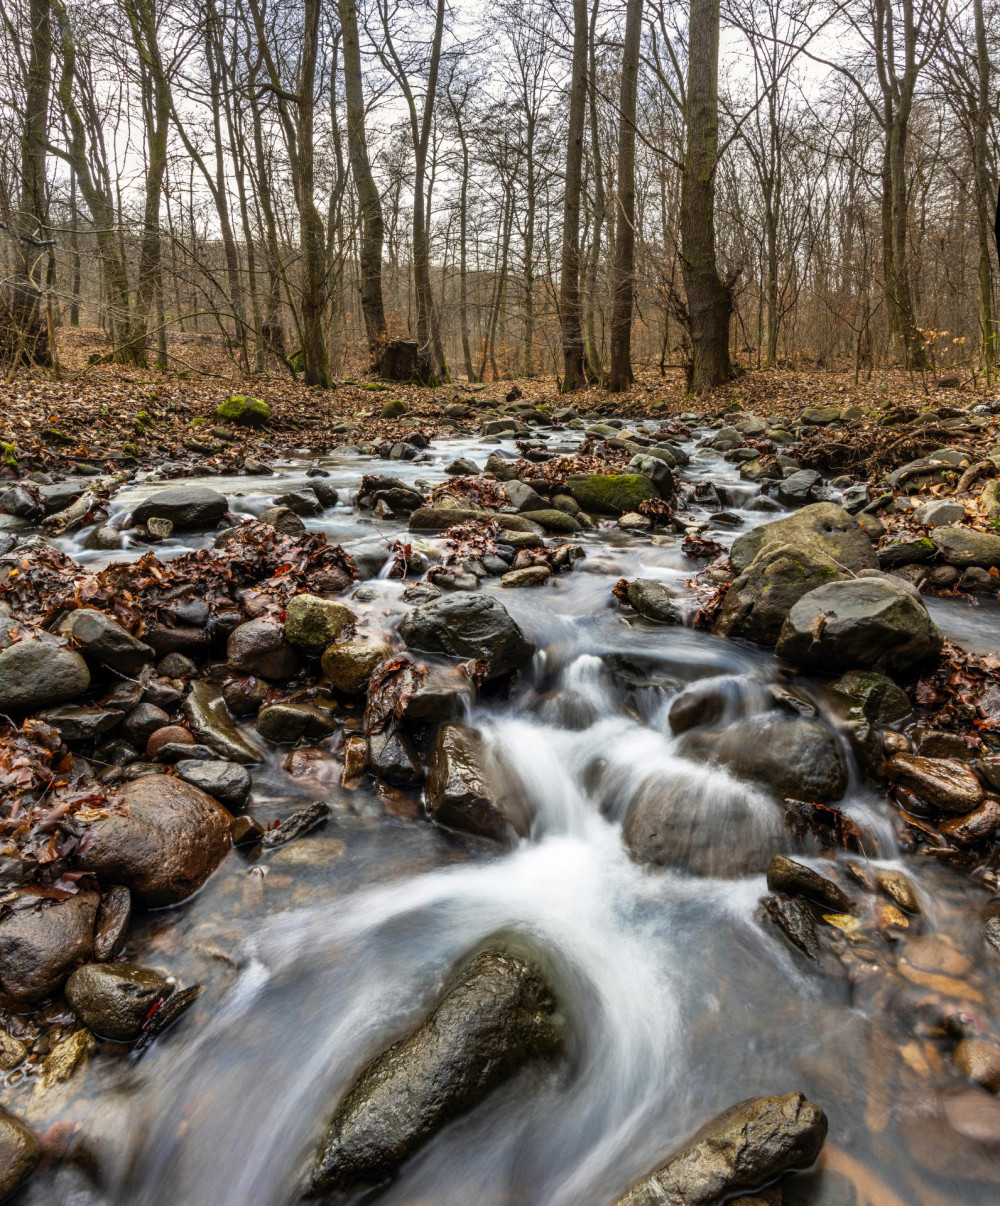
681,0,732,392
607,0,643,391
340,0,387,363
559,0,589,391
973,0,995,383
583,0,604,380
455,113,475,381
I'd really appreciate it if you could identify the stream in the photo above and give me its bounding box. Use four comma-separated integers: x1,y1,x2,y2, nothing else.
15,420,1000,1205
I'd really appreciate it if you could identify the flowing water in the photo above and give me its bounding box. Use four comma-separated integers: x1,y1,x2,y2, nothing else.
15,424,1000,1205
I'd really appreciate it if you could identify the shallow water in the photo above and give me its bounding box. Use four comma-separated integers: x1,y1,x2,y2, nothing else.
16,423,1000,1205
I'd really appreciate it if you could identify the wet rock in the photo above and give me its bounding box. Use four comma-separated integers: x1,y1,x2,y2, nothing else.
256,702,337,743
0,640,90,713
408,505,487,532
985,898,1000,954
501,566,550,588
258,801,330,850
776,577,943,675
915,499,965,527
446,457,480,475
65,963,171,1041
221,676,270,717
522,508,582,534
145,621,211,659
402,667,475,723
74,775,232,906
130,486,228,531
503,480,548,512
227,619,299,680
36,704,122,741
932,527,1000,568
93,886,131,961
184,681,265,764
766,855,852,911
427,566,480,591
612,1092,827,1206
145,725,194,759
730,502,878,576
667,685,727,735
0,1033,27,1071
827,670,911,723
876,869,920,914
777,469,821,506
625,579,685,624
368,728,423,786
426,724,529,841
684,714,847,802
274,489,322,517
0,892,99,1003
0,1108,40,1201
399,594,535,680
878,536,936,569
284,594,355,654
939,798,1000,845
714,543,846,645
886,753,984,813
121,702,170,744
257,505,307,536
321,639,392,694
619,511,652,533
311,949,562,1196
175,760,252,809
565,473,658,515
59,609,153,674
158,652,197,678
953,1038,1000,1091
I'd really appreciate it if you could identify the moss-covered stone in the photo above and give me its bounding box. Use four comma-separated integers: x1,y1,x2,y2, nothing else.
381,398,407,418
520,508,581,534
285,594,355,654
827,670,911,723
215,395,271,427
0,443,17,468
565,473,657,515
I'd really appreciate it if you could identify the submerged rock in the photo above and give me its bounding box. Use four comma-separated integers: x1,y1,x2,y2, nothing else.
776,577,943,675
184,681,266,764
0,1108,40,1201
425,724,530,841
65,962,171,1041
679,715,848,802
310,949,562,1196
398,594,535,680
612,1092,827,1206
74,776,232,906
729,502,877,576
766,855,852,912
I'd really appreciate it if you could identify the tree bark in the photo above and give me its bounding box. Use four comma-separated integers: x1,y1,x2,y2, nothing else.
681,0,732,392
607,0,643,391
559,0,589,392
340,0,387,363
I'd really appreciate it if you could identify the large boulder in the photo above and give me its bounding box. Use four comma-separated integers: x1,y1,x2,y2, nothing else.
776,578,943,675
729,502,877,576
65,962,171,1041
713,543,847,645
0,892,99,1003
398,594,535,680
311,949,562,1196
678,715,848,802
425,724,530,841
59,609,154,675
565,473,658,515
130,485,228,531
74,776,232,906
0,1109,40,1202
613,1092,827,1206
0,640,90,714
931,527,1000,569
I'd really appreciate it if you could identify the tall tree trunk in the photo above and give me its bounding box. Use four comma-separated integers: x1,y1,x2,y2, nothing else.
681,0,732,392
973,0,995,383
607,0,643,392
583,0,604,380
297,0,331,386
340,0,386,363
451,98,475,381
559,0,589,392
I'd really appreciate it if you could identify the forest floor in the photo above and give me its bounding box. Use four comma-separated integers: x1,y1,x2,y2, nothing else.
0,326,989,480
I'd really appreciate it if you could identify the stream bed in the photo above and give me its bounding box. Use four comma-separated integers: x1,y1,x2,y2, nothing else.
10,420,1000,1206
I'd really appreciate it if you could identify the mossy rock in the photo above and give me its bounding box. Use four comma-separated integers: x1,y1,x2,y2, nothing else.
521,508,582,534
1,444,17,468
566,473,657,515
190,417,208,428
381,399,407,419
827,670,911,723
285,595,355,654
363,382,392,392
215,395,271,428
